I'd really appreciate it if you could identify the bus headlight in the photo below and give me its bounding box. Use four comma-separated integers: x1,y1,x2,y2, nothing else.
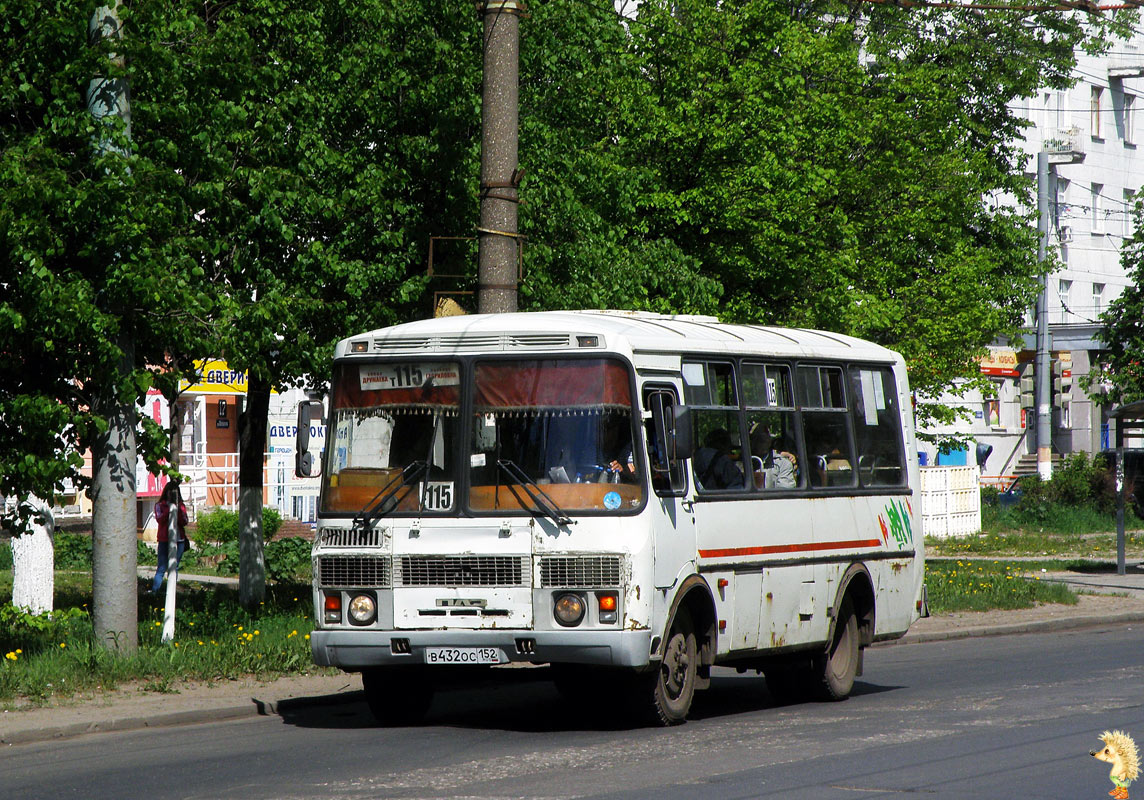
553,593,586,627
348,593,377,626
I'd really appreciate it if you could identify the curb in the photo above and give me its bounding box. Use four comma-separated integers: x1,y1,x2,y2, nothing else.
892,609,1144,645
0,688,362,747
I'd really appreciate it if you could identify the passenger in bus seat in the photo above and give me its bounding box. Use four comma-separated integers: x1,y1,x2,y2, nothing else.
749,426,796,489
694,428,744,490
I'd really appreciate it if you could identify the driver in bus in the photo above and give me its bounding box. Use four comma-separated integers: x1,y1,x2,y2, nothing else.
601,415,637,483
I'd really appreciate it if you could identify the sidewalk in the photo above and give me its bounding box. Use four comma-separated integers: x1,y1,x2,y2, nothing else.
5,567,1144,746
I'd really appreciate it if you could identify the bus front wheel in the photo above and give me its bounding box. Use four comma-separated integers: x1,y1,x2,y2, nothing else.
362,667,434,726
646,609,697,725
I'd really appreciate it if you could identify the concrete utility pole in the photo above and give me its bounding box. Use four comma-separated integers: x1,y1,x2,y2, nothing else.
1035,152,1053,481
477,0,522,314
87,2,138,652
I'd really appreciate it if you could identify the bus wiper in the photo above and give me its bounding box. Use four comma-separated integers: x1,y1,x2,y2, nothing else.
354,460,428,531
496,459,573,527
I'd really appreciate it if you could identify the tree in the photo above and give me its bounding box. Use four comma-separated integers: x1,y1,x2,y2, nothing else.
516,0,1129,432
1089,200,1144,405
0,2,214,647
123,1,482,608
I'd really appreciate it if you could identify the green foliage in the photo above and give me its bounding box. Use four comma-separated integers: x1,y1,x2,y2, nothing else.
0,541,10,571
193,507,283,548
193,508,240,547
1005,453,1116,522
1089,199,1144,404
265,537,312,584
53,533,92,570
137,540,156,567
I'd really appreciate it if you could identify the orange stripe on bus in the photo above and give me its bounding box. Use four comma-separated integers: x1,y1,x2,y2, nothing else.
697,539,883,559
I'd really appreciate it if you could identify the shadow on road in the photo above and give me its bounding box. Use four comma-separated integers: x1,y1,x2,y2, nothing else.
276,667,902,733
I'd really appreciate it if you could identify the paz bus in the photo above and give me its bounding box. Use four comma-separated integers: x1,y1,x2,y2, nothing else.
296,310,925,725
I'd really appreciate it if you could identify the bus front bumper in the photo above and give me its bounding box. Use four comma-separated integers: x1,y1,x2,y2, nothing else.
311,628,653,670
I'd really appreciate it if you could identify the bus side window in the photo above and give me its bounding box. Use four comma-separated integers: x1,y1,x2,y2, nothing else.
850,367,906,487
683,362,747,493
797,364,855,488
742,362,800,490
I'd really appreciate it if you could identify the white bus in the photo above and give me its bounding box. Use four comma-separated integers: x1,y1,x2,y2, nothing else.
298,310,925,725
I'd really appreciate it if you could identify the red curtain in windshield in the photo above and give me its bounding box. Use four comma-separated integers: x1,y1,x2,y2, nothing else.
474,359,631,412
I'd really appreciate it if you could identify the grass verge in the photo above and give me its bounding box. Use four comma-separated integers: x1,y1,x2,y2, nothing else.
924,559,1078,613
0,572,322,706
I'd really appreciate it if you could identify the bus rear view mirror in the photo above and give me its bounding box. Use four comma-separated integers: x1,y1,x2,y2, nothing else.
295,400,324,478
672,406,694,460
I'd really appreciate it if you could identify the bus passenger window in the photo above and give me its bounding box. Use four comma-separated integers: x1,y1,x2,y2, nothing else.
850,367,905,487
798,364,854,488
742,362,800,490
683,361,747,494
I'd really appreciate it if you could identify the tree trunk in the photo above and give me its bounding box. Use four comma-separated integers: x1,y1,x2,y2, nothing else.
91,339,139,651
11,499,54,615
238,373,270,611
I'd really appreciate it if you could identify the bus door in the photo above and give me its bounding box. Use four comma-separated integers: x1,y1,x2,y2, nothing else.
643,385,697,589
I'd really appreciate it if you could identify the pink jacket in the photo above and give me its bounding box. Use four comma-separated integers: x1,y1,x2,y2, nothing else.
154,500,189,543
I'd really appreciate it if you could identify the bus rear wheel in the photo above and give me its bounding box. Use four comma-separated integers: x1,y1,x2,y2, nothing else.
644,609,697,725
815,596,859,700
362,667,434,726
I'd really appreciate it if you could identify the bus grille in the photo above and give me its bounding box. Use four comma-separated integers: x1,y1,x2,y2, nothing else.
539,555,623,587
317,556,391,588
397,555,527,587
319,527,382,548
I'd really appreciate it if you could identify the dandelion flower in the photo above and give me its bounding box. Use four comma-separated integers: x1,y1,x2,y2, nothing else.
59,643,66,648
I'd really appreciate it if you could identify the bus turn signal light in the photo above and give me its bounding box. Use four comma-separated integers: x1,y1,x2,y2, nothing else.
324,593,342,624
597,592,618,624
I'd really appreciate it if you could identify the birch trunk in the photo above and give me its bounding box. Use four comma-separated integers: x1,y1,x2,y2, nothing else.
11,500,54,615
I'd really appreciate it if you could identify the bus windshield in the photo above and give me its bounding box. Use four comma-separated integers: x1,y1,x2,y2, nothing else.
321,356,644,516
323,361,461,515
468,357,644,514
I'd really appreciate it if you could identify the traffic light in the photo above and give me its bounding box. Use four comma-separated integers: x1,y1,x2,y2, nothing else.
1019,362,1035,410
1052,358,1073,409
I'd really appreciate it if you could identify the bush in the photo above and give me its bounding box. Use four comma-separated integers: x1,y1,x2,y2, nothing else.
0,541,11,570
193,508,240,547
265,537,312,583
193,507,285,549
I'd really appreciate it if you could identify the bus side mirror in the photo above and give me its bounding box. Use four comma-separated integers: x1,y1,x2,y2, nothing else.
295,400,324,478
672,406,694,460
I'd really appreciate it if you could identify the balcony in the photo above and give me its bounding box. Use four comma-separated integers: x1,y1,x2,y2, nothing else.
1044,127,1085,164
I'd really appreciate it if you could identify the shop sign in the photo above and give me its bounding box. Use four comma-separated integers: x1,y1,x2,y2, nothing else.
980,348,1019,377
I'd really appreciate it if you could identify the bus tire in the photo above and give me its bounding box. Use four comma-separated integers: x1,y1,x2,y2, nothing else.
362,667,434,726
646,608,697,725
816,595,859,701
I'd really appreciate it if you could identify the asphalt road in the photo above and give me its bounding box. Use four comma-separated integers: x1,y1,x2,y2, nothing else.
5,621,1143,800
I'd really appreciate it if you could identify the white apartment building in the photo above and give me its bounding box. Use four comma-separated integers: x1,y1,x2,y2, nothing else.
920,28,1144,476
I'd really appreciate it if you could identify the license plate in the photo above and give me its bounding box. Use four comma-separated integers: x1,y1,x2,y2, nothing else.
425,647,505,665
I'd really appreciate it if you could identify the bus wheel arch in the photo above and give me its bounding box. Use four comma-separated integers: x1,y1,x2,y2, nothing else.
640,576,716,725
659,575,717,684
815,564,876,701
830,564,876,651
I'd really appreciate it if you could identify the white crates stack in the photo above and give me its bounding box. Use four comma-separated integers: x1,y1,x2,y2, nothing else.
920,465,981,539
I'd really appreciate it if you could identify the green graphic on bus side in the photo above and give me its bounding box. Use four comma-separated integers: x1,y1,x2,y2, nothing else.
878,498,913,550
